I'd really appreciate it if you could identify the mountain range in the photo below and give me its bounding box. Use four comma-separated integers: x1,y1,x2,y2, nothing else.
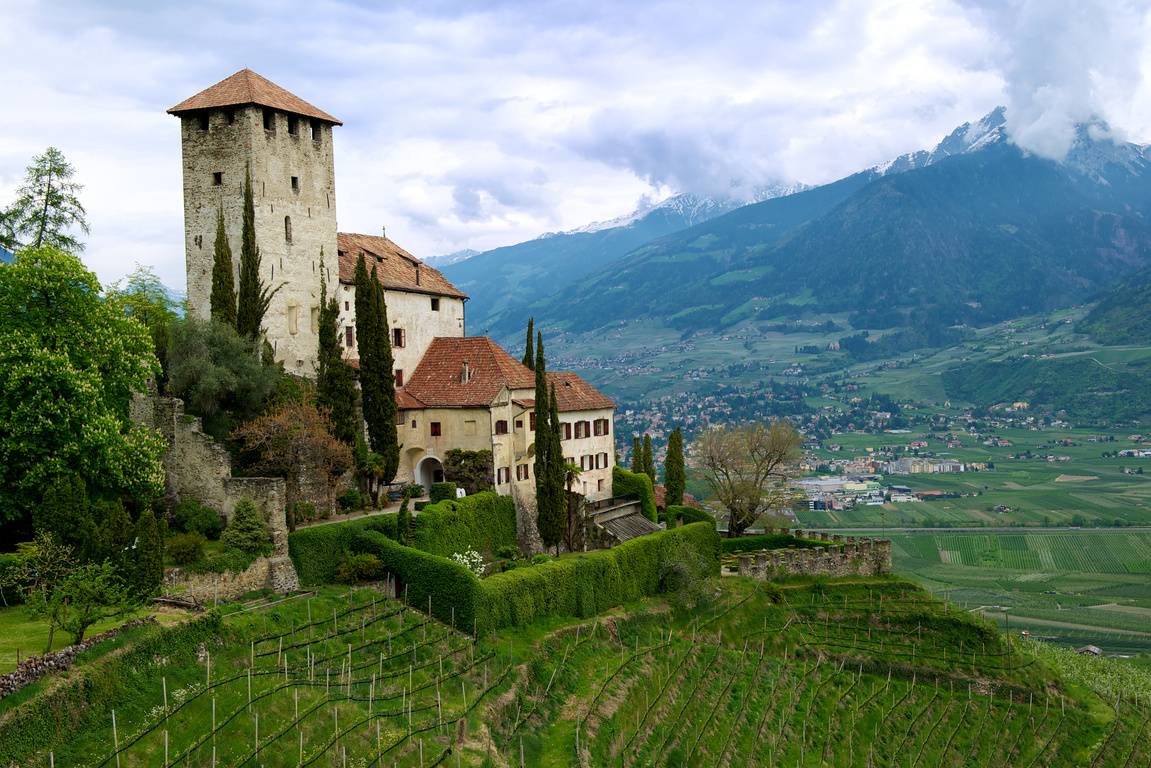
446,107,1151,349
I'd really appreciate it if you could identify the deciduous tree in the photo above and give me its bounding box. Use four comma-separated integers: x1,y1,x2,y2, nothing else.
0,247,166,525
2,147,88,252
105,264,180,387
694,420,804,538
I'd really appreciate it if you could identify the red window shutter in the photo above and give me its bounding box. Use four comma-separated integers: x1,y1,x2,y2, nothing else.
529,412,536,431
345,327,354,347
395,369,403,387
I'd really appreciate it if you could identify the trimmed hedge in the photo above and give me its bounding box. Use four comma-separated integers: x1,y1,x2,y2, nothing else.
410,491,516,559
429,482,457,504
475,521,720,632
353,530,482,631
611,466,657,522
721,534,825,554
288,514,396,587
659,504,716,529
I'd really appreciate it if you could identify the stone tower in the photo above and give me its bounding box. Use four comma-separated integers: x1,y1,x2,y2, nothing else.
168,69,341,372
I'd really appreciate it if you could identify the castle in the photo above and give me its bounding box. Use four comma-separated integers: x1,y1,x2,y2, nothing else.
168,70,616,498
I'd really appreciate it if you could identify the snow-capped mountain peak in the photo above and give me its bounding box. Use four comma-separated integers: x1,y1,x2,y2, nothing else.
871,106,1008,177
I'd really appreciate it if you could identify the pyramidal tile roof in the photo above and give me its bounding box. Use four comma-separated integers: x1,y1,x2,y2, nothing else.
168,69,342,125
403,337,535,408
337,232,467,299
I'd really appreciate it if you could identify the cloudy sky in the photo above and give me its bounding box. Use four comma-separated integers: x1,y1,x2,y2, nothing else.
1,0,1149,290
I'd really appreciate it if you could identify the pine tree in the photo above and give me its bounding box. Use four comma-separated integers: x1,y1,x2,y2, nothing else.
220,496,270,552
237,164,278,338
643,434,655,482
522,318,535,370
316,249,357,444
665,427,686,509
129,508,165,600
210,205,237,329
631,437,643,473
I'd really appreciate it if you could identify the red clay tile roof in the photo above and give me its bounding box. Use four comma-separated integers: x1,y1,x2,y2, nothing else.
654,484,703,511
168,69,342,125
546,372,617,412
404,337,536,408
337,233,467,300
396,388,426,410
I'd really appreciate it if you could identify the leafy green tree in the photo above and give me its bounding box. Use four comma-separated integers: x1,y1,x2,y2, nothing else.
316,250,357,444
631,437,642,474
128,508,165,600
166,316,281,441
665,427,686,509
522,318,534,370
354,255,399,480
236,165,278,339
105,264,180,388
56,561,131,646
0,247,166,525
360,452,389,507
210,205,237,329
642,434,655,482
2,147,88,252
221,496,270,552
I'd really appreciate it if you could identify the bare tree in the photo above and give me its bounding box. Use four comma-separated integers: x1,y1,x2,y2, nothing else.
693,420,804,538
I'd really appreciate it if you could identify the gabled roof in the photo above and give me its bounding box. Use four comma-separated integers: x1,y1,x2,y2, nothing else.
403,337,535,408
168,69,342,125
337,232,467,300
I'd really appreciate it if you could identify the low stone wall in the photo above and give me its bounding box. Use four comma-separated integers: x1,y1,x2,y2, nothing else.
737,535,892,580
163,555,300,603
0,617,158,700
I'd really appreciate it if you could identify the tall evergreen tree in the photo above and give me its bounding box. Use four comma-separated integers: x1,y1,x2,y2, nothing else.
354,254,399,481
237,164,278,339
631,437,643,473
210,205,237,329
543,382,567,553
665,427,686,509
316,249,357,444
522,318,535,370
533,333,549,491
129,508,164,600
642,434,655,482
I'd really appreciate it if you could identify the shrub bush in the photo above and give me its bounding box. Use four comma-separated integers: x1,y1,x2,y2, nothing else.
659,505,716,529
168,531,206,565
720,534,824,554
476,521,719,632
220,497,270,552
337,489,363,511
172,499,224,539
288,514,396,586
335,551,381,584
612,466,658,522
429,482,457,504
443,449,494,495
293,502,317,524
0,553,26,605
402,483,424,498
411,491,517,558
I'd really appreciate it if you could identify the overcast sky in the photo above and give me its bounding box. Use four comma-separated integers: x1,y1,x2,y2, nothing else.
2,0,1150,290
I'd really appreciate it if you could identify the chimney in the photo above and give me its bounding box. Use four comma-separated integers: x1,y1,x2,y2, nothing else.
461,361,469,384
381,225,386,239
416,262,421,286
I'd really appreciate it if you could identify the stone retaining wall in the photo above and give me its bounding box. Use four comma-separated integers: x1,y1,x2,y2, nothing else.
163,555,300,603
736,534,892,580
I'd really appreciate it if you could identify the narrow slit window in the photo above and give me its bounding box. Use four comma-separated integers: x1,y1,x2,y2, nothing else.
311,120,322,141
284,216,292,243
291,176,299,191
345,327,354,348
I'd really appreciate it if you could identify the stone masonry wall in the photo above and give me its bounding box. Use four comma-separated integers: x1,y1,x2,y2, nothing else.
736,532,892,580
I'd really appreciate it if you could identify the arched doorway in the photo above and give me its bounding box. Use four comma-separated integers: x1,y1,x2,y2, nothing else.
415,456,444,494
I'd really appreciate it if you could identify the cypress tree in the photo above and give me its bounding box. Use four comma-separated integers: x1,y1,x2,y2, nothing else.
631,437,643,473
543,382,567,554
210,205,237,329
237,164,278,339
665,427,686,509
371,269,400,482
532,332,548,492
354,254,380,446
130,508,165,600
355,255,399,482
316,249,357,444
522,318,534,370
642,434,655,482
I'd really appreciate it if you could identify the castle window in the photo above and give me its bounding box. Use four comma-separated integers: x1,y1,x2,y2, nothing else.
395,369,403,387
392,328,405,348
284,216,292,244
495,420,508,435
287,115,299,135
225,108,236,125
212,172,223,186
311,120,322,141
345,327,354,348
198,113,209,131
396,410,405,425
287,303,299,334
430,422,442,437
344,301,349,311
291,176,299,191
515,419,523,430
431,298,440,311
263,109,275,131
310,305,319,333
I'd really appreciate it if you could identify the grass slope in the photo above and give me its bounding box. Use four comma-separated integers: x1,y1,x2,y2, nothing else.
3,577,1150,766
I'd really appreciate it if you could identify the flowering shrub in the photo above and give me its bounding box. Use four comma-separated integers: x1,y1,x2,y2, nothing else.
451,547,485,578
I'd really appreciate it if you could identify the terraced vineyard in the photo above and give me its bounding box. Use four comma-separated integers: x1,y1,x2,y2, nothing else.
6,578,1151,766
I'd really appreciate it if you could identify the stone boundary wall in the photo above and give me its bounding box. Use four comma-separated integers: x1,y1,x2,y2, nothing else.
163,555,300,602
737,532,892,580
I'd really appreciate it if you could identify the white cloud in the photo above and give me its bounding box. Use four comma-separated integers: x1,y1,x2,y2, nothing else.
0,0,1147,290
